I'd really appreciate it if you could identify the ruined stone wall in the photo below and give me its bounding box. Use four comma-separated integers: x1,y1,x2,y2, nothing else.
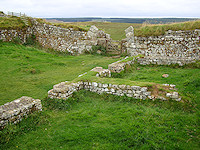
127,30,200,58
125,29,200,65
0,27,33,43
48,81,181,101
31,20,96,54
0,18,110,54
0,96,42,129
137,56,196,66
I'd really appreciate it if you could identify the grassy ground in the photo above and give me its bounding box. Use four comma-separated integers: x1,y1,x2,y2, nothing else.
62,20,200,40
0,42,118,105
63,20,200,40
0,16,26,29
134,20,200,37
0,43,199,149
112,64,200,104
1,90,199,149
64,22,142,40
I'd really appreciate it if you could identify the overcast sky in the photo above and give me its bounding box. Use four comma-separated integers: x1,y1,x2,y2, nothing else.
1,0,199,18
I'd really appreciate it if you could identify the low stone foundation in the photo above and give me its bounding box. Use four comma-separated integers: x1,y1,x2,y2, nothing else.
108,58,134,73
137,56,197,66
91,67,111,77
0,96,42,129
48,81,181,101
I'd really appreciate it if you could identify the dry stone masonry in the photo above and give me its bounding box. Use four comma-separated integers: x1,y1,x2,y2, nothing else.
0,17,111,54
48,80,181,102
137,56,196,66
124,27,200,65
0,96,42,129
0,14,199,62
91,67,111,77
108,57,135,73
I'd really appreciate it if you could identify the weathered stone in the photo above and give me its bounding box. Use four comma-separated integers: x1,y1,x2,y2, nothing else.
92,82,98,87
119,85,126,89
0,96,42,128
162,74,169,78
102,84,108,88
171,92,179,99
125,26,134,34
166,93,172,97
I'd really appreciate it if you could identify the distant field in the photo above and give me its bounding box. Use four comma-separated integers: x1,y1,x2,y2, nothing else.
64,22,142,40
55,20,200,40
46,17,198,24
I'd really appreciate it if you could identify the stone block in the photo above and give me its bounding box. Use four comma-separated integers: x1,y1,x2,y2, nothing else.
92,82,98,87
102,84,108,88
171,92,179,99
119,85,126,90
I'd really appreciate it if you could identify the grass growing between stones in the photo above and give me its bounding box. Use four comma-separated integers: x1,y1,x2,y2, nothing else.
1,90,199,149
0,42,119,105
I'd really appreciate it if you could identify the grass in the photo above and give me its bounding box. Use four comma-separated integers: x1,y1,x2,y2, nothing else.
73,71,154,88
37,18,200,41
134,20,200,37
61,22,142,40
56,20,200,40
36,18,88,31
0,16,27,29
1,90,199,149
0,42,200,149
0,42,119,105
112,63,200,104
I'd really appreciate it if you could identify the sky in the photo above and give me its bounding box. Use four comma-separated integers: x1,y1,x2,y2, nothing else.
1,0,200,18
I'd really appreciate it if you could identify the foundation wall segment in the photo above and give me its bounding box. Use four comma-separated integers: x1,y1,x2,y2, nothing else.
0,96,42,129
48,81,181,102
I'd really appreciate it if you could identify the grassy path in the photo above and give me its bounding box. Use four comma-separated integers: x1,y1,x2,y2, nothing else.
0,42,118,105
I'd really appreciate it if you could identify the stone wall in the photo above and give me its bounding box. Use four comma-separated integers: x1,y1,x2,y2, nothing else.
0,96,42,129
137,56,196,66
0,27,33,43
124,28,200,65
108,57,135,73
0,17,111,54
48,81,181,101
126,29,200,58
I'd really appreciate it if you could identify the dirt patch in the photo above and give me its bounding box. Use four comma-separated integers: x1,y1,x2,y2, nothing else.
148,84,172,98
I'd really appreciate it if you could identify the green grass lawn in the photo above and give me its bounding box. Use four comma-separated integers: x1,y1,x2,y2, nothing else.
112,64,200,105
0,42,118,105
0,42,200,149
1,90,199,149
